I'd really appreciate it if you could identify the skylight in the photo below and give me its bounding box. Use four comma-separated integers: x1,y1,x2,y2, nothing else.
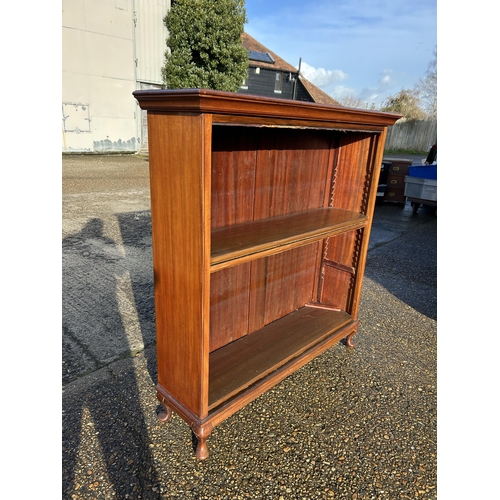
248,50,275,64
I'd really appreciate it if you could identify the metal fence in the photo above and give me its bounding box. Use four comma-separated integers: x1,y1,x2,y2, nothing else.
385,118,437,152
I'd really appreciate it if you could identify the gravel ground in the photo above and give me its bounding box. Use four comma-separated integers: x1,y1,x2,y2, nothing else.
62,153,437,499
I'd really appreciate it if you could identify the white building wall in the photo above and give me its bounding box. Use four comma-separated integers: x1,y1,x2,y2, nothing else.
62,0,170,153
136,0,170,84
134,0,170,152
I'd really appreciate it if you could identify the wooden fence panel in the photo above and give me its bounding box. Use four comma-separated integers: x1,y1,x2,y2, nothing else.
385,119,437,152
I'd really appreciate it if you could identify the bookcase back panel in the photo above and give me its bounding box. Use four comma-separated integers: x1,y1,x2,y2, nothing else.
211,127,335,229
210,263,252,352
211,129,258,229
248,243,322,332
252,129,334,220
332,133,376,214
209,242,323,352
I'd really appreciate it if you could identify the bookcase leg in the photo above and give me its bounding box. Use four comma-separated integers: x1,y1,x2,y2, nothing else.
345,333,355,348
157,404,172,423
195,436,209,460
192,422,213,460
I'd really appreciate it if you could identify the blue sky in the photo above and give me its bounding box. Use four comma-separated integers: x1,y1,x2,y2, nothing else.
244,0,437,107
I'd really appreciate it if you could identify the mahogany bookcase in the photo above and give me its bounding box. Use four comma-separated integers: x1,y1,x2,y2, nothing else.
133,89,400,459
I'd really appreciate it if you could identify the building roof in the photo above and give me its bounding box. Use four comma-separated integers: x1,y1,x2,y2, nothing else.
241,32,297,73
299,77,341,106
241,32,341,106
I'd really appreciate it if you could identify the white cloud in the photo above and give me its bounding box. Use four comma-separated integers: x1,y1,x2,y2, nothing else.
380,69,393,85
246,0,436,108
299,61,348,88
327,85,357,101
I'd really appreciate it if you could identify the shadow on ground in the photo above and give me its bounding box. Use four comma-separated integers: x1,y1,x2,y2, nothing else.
62,200,436,499
366,202,437,320
62,210,161,498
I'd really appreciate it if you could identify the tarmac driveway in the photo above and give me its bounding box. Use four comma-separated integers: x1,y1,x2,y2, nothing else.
62,153,436,500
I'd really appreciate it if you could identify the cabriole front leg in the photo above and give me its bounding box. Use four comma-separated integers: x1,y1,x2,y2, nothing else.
157,394,173,423
192,422,214,461
157,405,172,423
345,332,355,348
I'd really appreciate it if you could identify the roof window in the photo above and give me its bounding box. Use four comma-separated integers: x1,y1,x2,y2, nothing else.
248,50,275,64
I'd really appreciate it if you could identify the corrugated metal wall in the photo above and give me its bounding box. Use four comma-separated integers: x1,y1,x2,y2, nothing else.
385,119,437,152
134,0,170,152
135,0,170,85
62,0,138,153
62,0,170,153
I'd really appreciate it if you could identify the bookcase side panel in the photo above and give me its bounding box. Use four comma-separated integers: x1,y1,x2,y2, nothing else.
318,230,362,312
331,133,375,214
347,130,387,318
147,112,210,417
321,133,381,317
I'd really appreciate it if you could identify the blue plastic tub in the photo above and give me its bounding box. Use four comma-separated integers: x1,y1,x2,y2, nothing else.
408,165,437,180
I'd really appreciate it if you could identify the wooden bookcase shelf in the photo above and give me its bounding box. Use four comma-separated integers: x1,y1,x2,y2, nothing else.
211,207,368,271
133,89,400,460
208,305,353,410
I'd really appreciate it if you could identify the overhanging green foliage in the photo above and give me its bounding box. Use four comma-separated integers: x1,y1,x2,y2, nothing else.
162,0,248,92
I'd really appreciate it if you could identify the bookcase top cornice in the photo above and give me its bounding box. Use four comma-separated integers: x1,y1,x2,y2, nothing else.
133,89,402,129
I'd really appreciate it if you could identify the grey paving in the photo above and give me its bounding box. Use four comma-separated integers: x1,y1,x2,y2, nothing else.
62,153,436,499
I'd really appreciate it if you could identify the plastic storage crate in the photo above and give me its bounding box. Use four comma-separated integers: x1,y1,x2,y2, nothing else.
408,165,437,180
404,176,437,202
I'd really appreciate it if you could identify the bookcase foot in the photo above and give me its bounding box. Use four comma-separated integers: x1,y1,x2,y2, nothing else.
157,405,172,423
194,436,209,460
192,423,213,461
345,333,355,348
